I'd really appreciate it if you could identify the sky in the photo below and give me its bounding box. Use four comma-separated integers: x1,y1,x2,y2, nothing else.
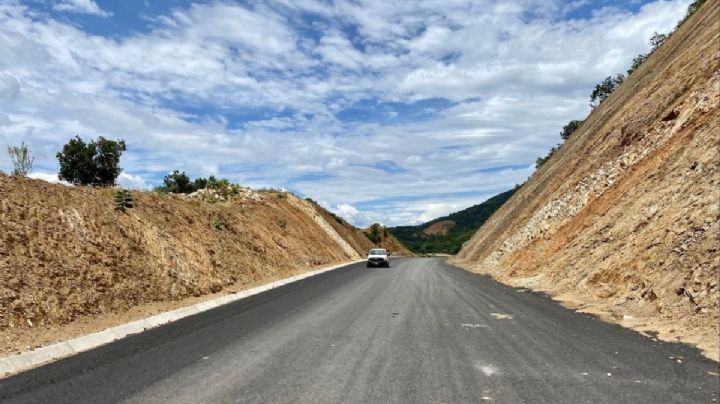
0,0,690,227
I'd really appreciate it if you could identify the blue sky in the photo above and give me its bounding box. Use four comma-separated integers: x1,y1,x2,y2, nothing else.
0,0,690,226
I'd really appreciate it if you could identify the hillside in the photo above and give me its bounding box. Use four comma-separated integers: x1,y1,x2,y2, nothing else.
453,1,719,359
390,189,516,254
0,176,372,355
362,224,414,256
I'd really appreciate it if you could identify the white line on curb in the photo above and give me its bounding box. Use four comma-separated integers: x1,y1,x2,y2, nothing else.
0,259,363,378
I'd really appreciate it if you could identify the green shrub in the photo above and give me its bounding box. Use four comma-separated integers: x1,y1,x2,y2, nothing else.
210,217,225,230
535,146,559,169
156,172,235,195
114,189,134,212
257,187,285,193
276,218,287,229
627,53,648,76
156,170,194,193
590,74,624,109
207,176,231,189
329,212,343,223
676,0,704,27
649,32,667,52
560,120,584,141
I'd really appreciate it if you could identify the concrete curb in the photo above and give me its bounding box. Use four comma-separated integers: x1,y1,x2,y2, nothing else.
0,259,363,378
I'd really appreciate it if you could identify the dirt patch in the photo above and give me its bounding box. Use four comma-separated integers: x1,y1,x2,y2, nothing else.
423,220,456,236
453,2,720,361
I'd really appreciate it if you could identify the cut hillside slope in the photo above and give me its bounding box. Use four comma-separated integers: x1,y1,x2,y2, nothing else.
315,205,375,255
390,189,516,254
0,176,370,355
453,1,719,360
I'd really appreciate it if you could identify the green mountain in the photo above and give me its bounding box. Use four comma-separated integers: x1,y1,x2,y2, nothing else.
388,188,516,254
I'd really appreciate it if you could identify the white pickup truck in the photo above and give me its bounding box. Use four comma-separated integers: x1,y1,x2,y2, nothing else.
366,248,390,268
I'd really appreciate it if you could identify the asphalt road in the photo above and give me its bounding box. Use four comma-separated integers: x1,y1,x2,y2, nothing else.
1,258,718,403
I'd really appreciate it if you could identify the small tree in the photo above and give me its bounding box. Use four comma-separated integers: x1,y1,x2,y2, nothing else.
536,146,559,169
590,74,625,109
627,53,648,76
93,137,127,186
8,141,34,176
560,120,584,141
687,0,706,15
57,136,126,186
367,223,382,244
159,170,195,193
649,32,667,51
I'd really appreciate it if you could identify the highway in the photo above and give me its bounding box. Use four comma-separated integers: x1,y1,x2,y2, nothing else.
1,258,718,403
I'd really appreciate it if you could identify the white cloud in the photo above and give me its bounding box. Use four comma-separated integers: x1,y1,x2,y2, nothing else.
27,171,71,185
117,172,151,190
53,0,111,17
0,0,692,226
333,203,360,220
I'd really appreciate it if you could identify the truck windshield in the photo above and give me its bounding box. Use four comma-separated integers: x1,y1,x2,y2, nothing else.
369,249,386,255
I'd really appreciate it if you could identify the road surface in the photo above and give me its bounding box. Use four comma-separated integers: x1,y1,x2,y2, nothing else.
1,258,718,403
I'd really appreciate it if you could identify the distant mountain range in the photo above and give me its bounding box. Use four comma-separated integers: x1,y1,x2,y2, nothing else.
388,188,516,254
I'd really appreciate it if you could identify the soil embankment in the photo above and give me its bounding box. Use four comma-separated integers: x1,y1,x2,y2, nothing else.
0,177,380,355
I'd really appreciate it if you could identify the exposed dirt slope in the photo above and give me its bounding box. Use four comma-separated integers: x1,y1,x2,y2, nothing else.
453,1,719,360
423,220,455,236
0,176,370,354
315,205,375,255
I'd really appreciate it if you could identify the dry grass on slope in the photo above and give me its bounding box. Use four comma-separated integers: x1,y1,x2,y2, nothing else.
453,1,719,360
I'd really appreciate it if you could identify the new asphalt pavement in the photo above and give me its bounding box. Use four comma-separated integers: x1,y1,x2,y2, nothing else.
1,258,718,403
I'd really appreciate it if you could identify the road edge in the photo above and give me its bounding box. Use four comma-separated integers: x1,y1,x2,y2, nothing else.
0,259,364,378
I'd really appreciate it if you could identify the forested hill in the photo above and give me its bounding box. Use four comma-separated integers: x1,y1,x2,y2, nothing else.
388,188,516,254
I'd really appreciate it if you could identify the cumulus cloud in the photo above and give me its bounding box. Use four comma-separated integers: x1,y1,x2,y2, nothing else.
53,0,111,17
27,171,71,186
331,203,362,222
117,172,152,190
0,0,691,226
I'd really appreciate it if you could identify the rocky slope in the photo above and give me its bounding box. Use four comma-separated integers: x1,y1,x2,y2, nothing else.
0,176,376,355
453,1,719,360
